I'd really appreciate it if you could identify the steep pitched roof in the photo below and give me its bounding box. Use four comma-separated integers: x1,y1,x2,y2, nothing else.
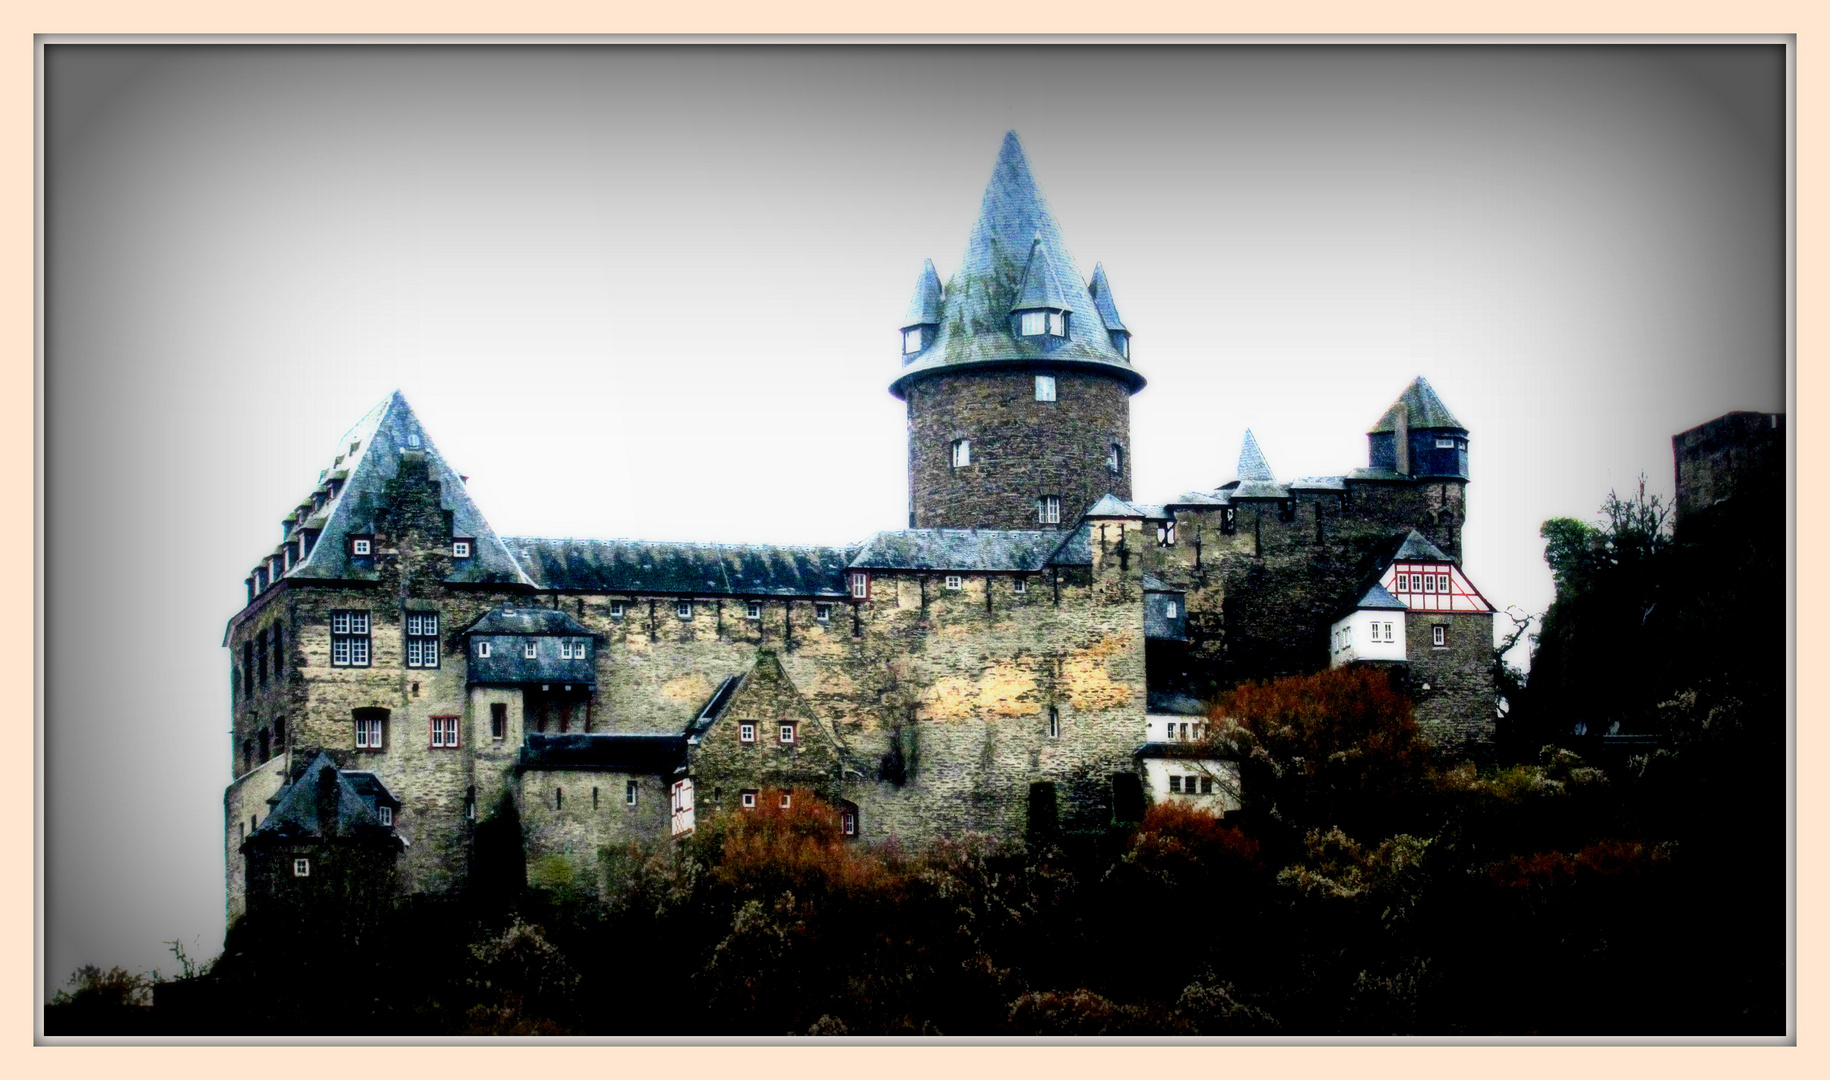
1368,376,1464,434
1353,582,1409,611
903,259,944,327
1088,263,1128,332
1085,494,1145,518
890,131,1144,398
848,529,1059,572
506,538,856,597
254,752,386,838
1011,236,1080,313
1236,429,1275,482
1393,529,1453,563
283,391,532,588
461,605,600,638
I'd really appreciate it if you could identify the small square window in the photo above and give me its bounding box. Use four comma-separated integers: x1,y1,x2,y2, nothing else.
626,780,638,807
850,572,870,599
746,600,762,619
677,600,693,619
1169,776,1183,794
351,537,371,556
815,603,832,622
1165,601,1178,619
780,724,796,744
902,327,925,354
379,805,393,826
741,790,757,809
476,641,491,658
293,858,310,877
945,575,962,590
453,540,471,558
1013,577,1027,594
780,793,792,809
609,601,626,619
1433,625,1447,647
523,642,537,659
740,723,756,743
1034,374,1057,401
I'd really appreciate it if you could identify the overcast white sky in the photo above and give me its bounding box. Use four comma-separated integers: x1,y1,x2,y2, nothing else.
44,43,1785,991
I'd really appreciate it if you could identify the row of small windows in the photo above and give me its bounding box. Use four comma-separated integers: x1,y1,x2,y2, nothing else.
1336,622,1450,648
345,536,472,559
1168,774,1216,795
1433,436,1469,450
737,722,798,744
548,782,642,812
1395,572,1453,594
475,638,591,660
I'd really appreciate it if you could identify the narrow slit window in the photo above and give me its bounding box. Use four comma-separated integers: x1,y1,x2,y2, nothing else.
1047,706,1060,739
626,780,638,806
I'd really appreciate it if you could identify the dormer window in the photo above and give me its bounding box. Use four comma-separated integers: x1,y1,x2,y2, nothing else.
1019,310,1067,338
902,327,927,355
350,536,372,556
1435,437,1456,449
476,641,491,659
452,539,472,558
379,805,393,826
523,642,537,659
951,439,971,468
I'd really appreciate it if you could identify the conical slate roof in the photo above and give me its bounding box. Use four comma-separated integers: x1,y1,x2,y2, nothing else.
1237,429,1275,482
1088,263,1127,332
1011,236,1080,313
286,391,533,587
1369,376,1464,434
890,131,1144,399
903,259,944,327
1392,528,1453,563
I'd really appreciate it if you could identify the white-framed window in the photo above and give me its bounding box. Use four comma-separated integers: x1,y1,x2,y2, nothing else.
379,805,393,826
1385,622,1397,642
903,327,925,354
945,574,962,590
1433,624,1447,647
351,537,372,556
1157,520,1176,546
626,780,638,807
1423,575,1436,593
1436,436,1457,448
1013,577,1027,594
523,641,538,659
850,572,870,599
1438,574,1451,592
741,790,757,809
677,600,693,619
1034,374,1057,401
405,612,439,669
609,601,626,619
1047,706,1060,739
293,858,310,877
1047,311,1065,336
746,600,762,619
1020,311,1047,336
354,713,386,749
780,793,792,809
1165,601,1178,619
476,640,492,659
559,639,574,659
1037,495,1060,524
815,603,832,622
330,610,370,667
780,724,796,744
430,715,460,749
739,723,756,743
951,438,971,468
452,539,472,558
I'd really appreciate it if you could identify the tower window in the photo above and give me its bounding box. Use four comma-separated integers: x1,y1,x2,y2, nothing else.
430,715,460,748
951,438,971,468
1165,601,1178,618
405,612,439,668
1037,495,1061,525
1433,624,1448,647
1047,706,1060,739
523,641,538,659
1109,443,1123,475
626,780,638,806
354,708,388,750
1435,436,1457,448
1221,507,1237,534
609,601,625,619
1019,311,1047,336
330,610,371,667
746,600,762,619
350,537,371,556
293,858,310,877
902,327,925,354
379,805,393,826
476,641,491,658
1034,375,1057,401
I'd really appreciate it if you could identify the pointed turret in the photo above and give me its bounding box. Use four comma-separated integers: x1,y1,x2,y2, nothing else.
900,259,944,356
1237,429,1275,482
1367,376,1469,480
1088,262,1133,360
890,130,1143,399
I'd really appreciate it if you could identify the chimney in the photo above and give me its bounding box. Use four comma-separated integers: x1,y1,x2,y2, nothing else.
315,765,341,838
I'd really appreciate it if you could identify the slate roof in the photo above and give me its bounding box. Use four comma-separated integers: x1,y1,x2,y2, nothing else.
462,605,601,638
686,674,744,738
1169,491,1229,506
890,132,1144,398
1345,467,1412,482
1085,494,1145,518
1088,263,1128,332
1289,476,1347,491
1146,690,1208,717
518,733,688,775
506,538,856,597
1369,376,1465,434
1353,582,1410,611
253,752,390,839
848,529,1059,572
903,259,944,327
282,392,532,589
1141,573,1174,592
1047,521,1093,566
1229,481,1292,500
1393,529,1453,563
1134,742,1234,761
1011,236,1081,313
1236,429,1275,482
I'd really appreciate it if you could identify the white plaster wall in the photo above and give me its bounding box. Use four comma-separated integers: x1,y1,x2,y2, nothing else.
1141,756,1241,814
1330,608,1407,667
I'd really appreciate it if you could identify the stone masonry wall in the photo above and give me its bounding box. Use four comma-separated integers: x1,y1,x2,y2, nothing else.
518,769,673,896
1406,610,1496,750
907,369,1131,531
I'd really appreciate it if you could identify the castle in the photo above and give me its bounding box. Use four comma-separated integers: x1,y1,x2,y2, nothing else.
223,132,1497,921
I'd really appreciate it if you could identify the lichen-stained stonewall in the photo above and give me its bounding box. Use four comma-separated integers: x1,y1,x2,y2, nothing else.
222,131,1500,919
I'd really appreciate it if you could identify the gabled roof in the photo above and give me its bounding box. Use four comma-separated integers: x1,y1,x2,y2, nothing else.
1088,263,1128,332
848,529,1059,572
1369,376,1464,434
281,391,533,589
1353,582,1409,612
506,538,856,597
1011,236,1080,313
1047,521,1093,567
518,733,687,775
1236,429,1275,482
1392,529,1453,563
891,132,1143,398
461,605,600,638
1141,573,1178,593
1085,494,1145,518
253,751,387,839
686,674,744,738
903,259,944,327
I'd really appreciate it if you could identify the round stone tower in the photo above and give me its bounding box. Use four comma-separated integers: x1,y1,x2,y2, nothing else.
891,132,1146,531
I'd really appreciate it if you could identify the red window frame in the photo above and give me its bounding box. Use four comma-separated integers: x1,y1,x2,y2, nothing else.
429,714,461,749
